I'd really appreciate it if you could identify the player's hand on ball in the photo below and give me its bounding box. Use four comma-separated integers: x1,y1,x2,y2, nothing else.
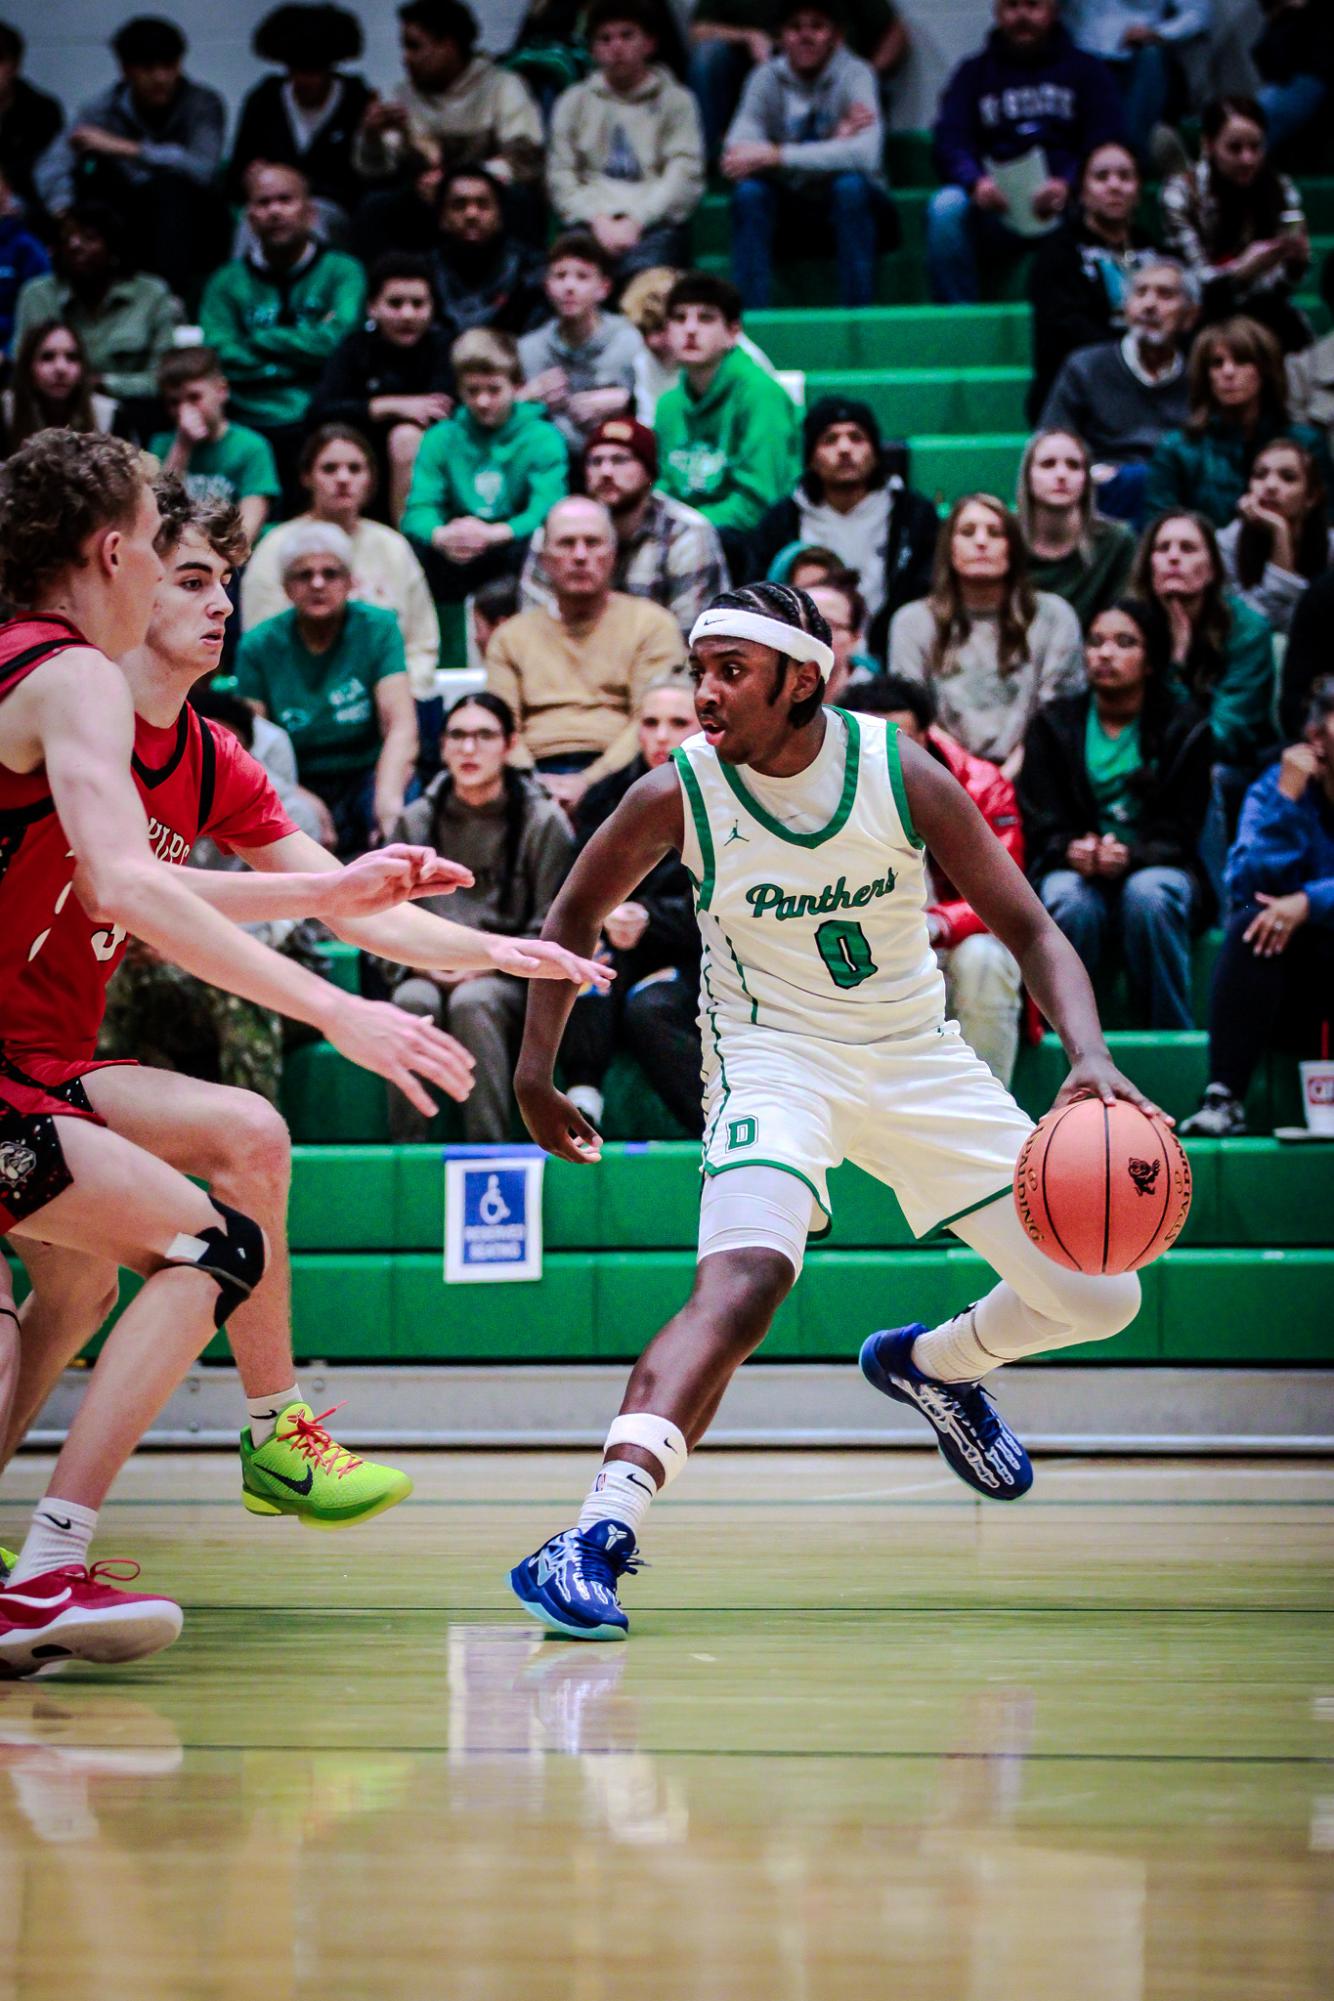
328,995,476,1112
1054,1052,1171,1123
515,1076,603,1163
486,938,615,988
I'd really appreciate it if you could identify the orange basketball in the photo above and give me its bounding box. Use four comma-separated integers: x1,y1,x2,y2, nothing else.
1013,1098,1191,1274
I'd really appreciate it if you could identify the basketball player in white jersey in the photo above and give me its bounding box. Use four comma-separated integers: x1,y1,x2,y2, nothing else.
509,584,1158,1640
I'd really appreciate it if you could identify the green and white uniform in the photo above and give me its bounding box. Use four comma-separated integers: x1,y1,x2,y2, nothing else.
673,707,1033,1240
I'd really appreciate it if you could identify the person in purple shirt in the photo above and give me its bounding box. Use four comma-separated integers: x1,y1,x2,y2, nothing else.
928,0,1125,304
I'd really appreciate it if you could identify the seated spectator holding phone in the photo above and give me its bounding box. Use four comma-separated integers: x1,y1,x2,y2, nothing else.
1020,596,1213,1029
560,674,704,1135
380,691,574,1141
1182,676,1334,1136
1217,438,1333,636
236,522,419,855
1026,139,1153,420
402,326,569,602
1161,95,1311,354
309,252,455,523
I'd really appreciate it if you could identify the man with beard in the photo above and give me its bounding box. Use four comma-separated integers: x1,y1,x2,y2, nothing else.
429,164,549,342
520,417,727,638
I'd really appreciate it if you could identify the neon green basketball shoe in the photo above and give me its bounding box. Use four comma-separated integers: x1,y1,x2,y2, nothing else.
0,1548,16,1582
239,1404,412,1529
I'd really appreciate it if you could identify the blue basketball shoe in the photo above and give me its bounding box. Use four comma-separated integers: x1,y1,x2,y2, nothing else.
859,1324,1033,1500
508,1520,643,1640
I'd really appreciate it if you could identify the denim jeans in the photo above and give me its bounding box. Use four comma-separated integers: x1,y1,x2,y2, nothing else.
1040,865,1198,1029
1095,462,1150,529
731,172,895,309
1257,75,1329,153
925,184,1030,304
688,39,753,164
1108,43,1171,164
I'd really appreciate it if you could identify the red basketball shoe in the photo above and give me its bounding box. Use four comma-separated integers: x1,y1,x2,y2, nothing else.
0,1562,183,1677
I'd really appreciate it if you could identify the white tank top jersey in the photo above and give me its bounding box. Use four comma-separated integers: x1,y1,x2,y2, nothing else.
672,707,947,1047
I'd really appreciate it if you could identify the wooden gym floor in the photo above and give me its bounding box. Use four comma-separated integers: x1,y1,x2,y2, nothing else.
0,1449,1330,2000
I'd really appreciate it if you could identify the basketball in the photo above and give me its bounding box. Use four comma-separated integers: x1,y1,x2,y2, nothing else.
1014,1098,1192,1274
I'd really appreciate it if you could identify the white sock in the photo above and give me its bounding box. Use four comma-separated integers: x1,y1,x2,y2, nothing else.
911,1304,1002,1384
10,1498,98,1586
576,1460,657,1538
247,1385,301,1448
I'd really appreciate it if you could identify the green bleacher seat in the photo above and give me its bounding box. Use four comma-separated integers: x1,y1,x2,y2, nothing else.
746,304,1033,371
803,366,1029,436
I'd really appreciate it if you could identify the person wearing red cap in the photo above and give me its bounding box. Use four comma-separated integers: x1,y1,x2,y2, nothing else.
520,415,728,639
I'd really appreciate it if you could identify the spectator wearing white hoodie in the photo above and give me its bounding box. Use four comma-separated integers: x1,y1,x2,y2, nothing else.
547,0,705,283
721,0,898,310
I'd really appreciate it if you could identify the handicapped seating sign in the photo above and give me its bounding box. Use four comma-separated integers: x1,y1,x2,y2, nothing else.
443,1145,545,1283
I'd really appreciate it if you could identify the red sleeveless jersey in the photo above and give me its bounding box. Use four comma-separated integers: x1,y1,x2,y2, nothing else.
0,614,296,1061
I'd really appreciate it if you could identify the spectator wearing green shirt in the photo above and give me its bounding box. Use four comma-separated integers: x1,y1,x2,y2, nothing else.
200,162,365,510
150,346,281,547
235,521,419,855
11,201,180,414
1020,598,1214,1029
402,325,569,602
652,273,800,573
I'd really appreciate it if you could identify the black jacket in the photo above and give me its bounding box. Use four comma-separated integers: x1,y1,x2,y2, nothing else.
574,755,699,976
1018,690,1216,916
745,474,939,663
429,236,550,342
309,322,456,433
227,73,375,214
1026,217,1155,421
0,77,62,215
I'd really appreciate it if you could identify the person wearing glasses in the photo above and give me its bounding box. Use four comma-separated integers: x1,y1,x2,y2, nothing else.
376,690,575,1139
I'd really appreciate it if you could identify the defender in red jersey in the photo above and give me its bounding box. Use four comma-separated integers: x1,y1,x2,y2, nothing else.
3,480,613,1541
0,439,606,1672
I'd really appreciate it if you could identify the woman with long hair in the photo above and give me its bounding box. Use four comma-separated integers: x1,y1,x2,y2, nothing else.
888,493,1085,779
1160,94,1311,351
1145,314,1327,526
1026,141,1153,420
240,422,441,699
1217,437,1334,634
1132,510,1278,768
377,690,574,1141
2,319,117,450
1019,597,1214,1029
1017,428,1136,624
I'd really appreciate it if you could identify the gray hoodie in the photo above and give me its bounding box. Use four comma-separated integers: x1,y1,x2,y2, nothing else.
724,46,886,192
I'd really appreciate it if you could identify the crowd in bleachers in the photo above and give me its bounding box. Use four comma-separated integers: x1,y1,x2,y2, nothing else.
1,0,1331,1143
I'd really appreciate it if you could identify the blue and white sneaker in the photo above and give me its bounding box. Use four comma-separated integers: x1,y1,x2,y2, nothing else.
508,1520,643,1641
859,1324,1033,1500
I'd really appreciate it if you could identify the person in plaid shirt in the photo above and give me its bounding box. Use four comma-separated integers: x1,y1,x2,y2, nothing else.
519,417,728,638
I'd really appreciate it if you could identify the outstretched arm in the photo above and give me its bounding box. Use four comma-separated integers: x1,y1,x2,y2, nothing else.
900,735,1166,1117
515,765,685,1162
231,826,612,987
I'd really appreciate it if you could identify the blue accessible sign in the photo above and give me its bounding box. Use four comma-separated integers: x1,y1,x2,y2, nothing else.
443,1146,545,1283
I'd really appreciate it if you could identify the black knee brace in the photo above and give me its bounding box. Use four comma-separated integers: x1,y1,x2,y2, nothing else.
164,1198,266,1328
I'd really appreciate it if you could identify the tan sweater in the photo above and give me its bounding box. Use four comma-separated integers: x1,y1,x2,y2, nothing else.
353,57,543,185
547,65,705,231
485,592,685,784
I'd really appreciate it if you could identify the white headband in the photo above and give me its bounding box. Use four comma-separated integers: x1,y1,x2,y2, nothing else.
689,607,834,677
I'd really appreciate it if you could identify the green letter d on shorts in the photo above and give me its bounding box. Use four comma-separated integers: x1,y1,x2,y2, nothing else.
726,1116,757,1152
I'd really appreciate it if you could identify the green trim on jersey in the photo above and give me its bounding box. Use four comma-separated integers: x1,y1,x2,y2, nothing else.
885,722,925,851
698,947,731,1150
718,708,862,849
701,1155,833,1236
720,924,759,1024
928,1182,1012,1237
673,746,716,908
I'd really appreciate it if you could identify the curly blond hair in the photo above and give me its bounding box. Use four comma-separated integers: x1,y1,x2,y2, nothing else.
0,429,149,607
